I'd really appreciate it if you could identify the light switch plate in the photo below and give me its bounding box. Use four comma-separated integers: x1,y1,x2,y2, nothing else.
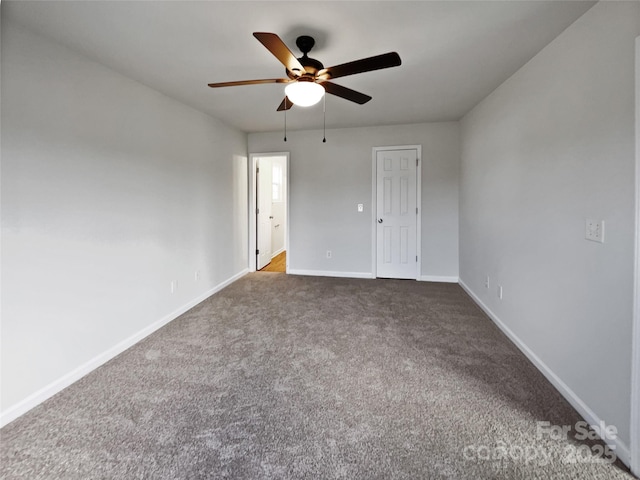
357,204,364,212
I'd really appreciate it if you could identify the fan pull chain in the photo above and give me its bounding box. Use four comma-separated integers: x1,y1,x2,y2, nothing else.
322,94,326,143
283,97,287,142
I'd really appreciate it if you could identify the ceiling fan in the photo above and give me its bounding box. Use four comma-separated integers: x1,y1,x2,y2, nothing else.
207,32,401,111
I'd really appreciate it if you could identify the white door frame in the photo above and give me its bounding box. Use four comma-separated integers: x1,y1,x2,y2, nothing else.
630,35,639,478
371,145,422,279
256,157,273,270
248,152,290,273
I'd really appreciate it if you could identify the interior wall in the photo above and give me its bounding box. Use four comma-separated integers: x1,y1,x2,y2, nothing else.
1,20,249,421
459,0,639,458
249,122,460,279
632,34,640,477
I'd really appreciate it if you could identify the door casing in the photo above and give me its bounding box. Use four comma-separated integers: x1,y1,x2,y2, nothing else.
256,157,273,270
249,152,290,273
371,145,422,279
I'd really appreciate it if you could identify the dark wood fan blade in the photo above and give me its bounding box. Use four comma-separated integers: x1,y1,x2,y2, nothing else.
253,32,306,75
276,97,294,111
322,81,372,105
318,52,401,80
208,78,290,88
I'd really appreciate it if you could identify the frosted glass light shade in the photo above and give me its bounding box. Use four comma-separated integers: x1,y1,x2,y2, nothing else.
285,81,325,107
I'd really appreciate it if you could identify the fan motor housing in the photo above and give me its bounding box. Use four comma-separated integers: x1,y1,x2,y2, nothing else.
287,56,324,79
285,35,324,79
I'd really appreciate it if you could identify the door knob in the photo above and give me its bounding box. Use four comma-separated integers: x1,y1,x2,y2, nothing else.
269,216,274,219
378,218,383,223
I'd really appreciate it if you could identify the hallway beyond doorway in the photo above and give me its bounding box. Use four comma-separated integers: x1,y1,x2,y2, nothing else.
259,251,286,273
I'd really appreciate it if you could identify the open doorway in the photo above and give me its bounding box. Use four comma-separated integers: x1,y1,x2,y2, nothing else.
249,153,289,273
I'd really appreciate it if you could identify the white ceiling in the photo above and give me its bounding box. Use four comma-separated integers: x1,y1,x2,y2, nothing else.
3,1,596,133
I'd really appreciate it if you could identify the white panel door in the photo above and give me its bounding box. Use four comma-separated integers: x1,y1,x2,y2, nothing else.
376,149,418,279
257,158,273,270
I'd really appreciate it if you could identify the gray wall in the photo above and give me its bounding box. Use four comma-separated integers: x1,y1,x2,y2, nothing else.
249,123,460,280
1,21,249,419
459,1,639,453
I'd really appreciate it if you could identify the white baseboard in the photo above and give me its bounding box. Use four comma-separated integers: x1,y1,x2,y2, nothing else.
288,269,374,279
272,247,285,258
286,271,459,283
419,275,459,283
0,268,249,428
458,278,630,467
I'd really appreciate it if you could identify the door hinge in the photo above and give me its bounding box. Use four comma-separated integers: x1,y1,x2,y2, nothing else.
256,167,260,173
416,158,419,166
416,207,418,214
416,256,418,262
256,208,260,214
256,249,260,255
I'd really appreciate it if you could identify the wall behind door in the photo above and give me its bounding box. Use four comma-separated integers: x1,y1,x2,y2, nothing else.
249,122,459,279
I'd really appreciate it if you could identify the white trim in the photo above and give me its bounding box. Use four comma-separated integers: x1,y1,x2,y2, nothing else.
248,152,290,273
630,35,640,478
288,269,374,279
249,154,257,272
0,268,249,428
419,275,459,283
416,148,422,281
459,278,631,467
371,145,422,280
285,154,290,273
271,247,285,258
371,151,377,276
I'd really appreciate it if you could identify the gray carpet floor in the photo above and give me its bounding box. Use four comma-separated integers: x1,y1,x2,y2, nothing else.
0,273,634,479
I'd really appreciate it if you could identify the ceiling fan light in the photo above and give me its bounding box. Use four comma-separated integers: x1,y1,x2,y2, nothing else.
285,81,325,107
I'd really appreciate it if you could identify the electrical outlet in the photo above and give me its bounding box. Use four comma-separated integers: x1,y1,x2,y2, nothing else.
357,204,364,212
585,219,605,243
326,250,332,259
485,276,490,289
195,270,201,281
498,285,503,300
170,280,178,294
